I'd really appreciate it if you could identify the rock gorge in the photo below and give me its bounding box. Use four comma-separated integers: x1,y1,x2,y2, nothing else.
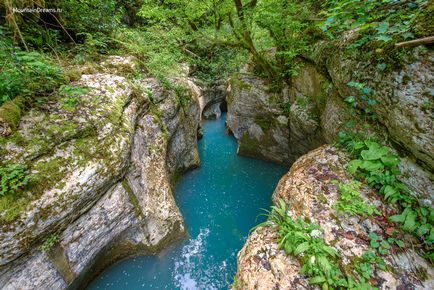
0,56,207,289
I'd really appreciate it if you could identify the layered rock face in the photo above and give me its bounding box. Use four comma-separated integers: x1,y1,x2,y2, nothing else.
226,65,334,165
227,48,434,172
202,80,228,120
226,74,291,164
0,56,201,289
325,47,434,171
233,146,434,290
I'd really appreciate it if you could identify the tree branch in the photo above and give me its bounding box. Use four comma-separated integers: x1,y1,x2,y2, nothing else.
395,36,434,48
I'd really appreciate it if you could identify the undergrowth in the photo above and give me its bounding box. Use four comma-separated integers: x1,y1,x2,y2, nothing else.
261,200,378,289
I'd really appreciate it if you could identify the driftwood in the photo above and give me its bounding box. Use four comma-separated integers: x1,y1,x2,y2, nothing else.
395,36,434,48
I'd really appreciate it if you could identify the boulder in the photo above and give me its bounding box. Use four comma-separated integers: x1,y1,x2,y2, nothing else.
233,146,434,289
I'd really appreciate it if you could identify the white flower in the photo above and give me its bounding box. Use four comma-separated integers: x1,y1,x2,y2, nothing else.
310,229,322,238
310,255,316,264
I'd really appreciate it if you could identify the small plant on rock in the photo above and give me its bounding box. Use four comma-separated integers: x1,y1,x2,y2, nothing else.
333,181,379,217
41,234,60,252
0,163,30,196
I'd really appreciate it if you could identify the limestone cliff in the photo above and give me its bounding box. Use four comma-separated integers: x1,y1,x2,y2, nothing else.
0,56,201,289
226,47,433,173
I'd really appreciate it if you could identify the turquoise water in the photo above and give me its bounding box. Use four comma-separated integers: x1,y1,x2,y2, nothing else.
88,113,287,290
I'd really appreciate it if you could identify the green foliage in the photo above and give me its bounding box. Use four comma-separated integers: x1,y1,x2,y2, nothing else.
345,140,411,204
344,82,377,129
0,29,65,106
41,233,60,252
262,200,374,289
333,181,378,217
320,0,429,48
189,45,248,83
355,250,386,280
368,232,405,255
0,164,30,197
338,133,434,249
253,0,314,78
59,0,121,34
112,27,185,78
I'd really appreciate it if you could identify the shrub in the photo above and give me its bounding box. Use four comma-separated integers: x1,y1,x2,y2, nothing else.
0,29,65,106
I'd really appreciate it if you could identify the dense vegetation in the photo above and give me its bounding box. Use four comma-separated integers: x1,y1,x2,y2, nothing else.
0,0,433,287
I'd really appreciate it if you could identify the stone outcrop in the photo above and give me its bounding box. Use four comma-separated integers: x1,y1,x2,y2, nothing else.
227,46,433,173
324,46,434,171
233,145,434,290
226,74,291,164
202,80,227,120
0,56,201,289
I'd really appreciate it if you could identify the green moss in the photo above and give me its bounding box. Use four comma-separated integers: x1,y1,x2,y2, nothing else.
0,97,25,130
230,74,252,92
255,116,272,131
31,157,68,196
0,194,29,224
65,68,82,83
122,180,144,219
415,265,428,281
296,96,307,108
413,2,434,38
240,132,260,153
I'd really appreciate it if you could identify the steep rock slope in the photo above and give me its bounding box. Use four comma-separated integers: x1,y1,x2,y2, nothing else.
0,56,201,289
233,146,434,290
226,47,433,172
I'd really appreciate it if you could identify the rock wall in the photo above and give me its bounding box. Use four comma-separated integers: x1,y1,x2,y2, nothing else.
226,47,433,172
230,45,434,289
226,74,291,164
0,56,201,289
233,146,434,290
324,46,434,171
202,80,228,120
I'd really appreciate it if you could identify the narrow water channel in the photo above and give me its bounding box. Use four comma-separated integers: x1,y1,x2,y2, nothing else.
88,113,287,289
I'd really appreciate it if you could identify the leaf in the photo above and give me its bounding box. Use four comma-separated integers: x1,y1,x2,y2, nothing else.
370,240,380,248
345,95,356,103
402,32,414,40
367,99,377,106
376,34,393,42
309,276,326,284
380,240,391,249
294,242,310,256
381,155,400,167
361,160,384,172
361,142,389,160
323,246,338,257
318,255,332,273
417,224,430,237
402,209,417,232
384,185,397,201
362,87,371,95
376,22,389,34
347,160,362,174
390,213,406,223
376,63,387,71
395,239,405,247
